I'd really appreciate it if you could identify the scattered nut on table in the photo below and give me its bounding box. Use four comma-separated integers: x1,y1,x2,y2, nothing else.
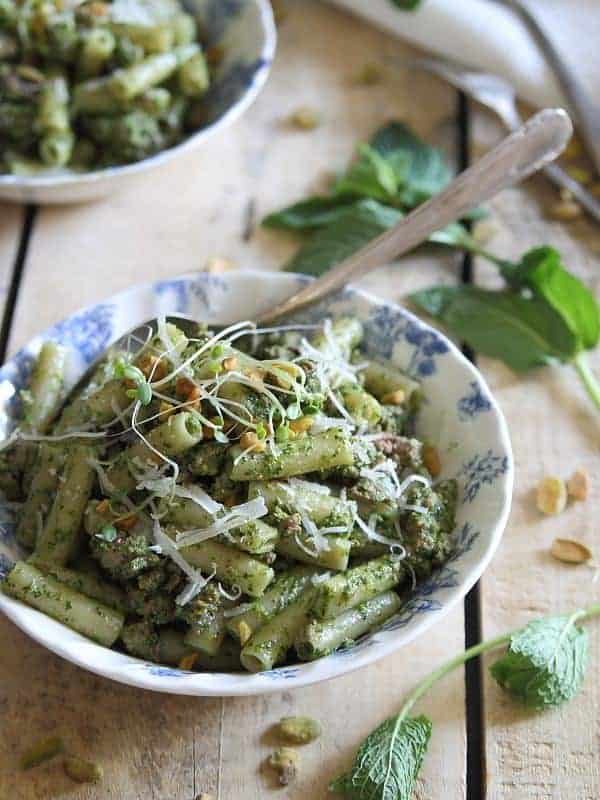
559,187,573,202
565,165,592,185
289,107,321,130
63,755,104,784
268,747,299,786
205,256,235,274
548,200,583,221
536,476,567,515
277,716,322,745
19,735,65,770
353,62,385,85
567,468,589,502
550,538,592,565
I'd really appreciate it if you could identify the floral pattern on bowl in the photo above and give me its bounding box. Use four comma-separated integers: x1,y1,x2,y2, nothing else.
0,270,513,696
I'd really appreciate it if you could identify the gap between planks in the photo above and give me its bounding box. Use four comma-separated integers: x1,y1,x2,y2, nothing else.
458,92,486,800
0,205,37,364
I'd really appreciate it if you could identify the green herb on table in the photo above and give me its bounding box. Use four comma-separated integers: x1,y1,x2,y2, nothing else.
411,245,600,415
265,122,600,413
389,0,423,9
331,605,600,800
262,121,483,277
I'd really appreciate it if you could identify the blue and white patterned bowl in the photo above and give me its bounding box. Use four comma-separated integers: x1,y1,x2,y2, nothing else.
0,271,513,695
0,0,276,204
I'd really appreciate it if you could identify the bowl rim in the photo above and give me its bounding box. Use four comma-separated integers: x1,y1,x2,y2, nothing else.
0,269,514,696
0,0,276,190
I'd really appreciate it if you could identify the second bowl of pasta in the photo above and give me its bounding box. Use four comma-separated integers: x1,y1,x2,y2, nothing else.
0,0,275,204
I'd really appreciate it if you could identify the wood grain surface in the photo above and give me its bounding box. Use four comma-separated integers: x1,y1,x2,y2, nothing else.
471,111,600,800
0,3,469,799
3,2,600,798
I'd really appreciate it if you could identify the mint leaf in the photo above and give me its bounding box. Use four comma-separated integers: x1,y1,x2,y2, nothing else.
285,199,402,277
262,196,358,231
369,122,451,207
330,714,432,800
501,246,600,350
334,144,404,203
410,285,578,371
490,614,588,709
389,0,422,8
284,200,480,278
328,604,600,800
262,119,485,275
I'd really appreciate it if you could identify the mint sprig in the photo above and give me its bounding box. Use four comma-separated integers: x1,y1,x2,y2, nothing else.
262,121,482,277
411,245,600,415
389,0,423,9
263,121,600,417
331,605,600,800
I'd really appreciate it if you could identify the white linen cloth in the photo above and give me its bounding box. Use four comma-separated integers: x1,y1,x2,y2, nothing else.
327,0,600,112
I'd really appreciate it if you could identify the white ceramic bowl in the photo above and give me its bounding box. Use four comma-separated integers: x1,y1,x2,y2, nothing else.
0,270,513,695
0,0,276,205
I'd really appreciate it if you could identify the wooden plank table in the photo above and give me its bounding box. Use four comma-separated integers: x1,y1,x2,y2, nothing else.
0,2,598,799
470,112,600,800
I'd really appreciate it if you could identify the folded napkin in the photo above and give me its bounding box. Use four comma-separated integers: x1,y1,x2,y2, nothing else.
328,0,600,113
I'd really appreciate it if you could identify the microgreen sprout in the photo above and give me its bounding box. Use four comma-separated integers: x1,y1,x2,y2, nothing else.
114,356,153,406
205,359,222,376
303,397,323,415
275,424,289,443
95,524,118,542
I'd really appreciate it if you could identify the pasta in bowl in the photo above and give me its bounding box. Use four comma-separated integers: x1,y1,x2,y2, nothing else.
0,0,275,203
0,271,513,695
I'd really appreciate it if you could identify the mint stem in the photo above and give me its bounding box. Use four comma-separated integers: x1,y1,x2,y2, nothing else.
399,603,600,719
398,631,510,719
456,240,514,271
579,602,600,623
573,353,600,413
